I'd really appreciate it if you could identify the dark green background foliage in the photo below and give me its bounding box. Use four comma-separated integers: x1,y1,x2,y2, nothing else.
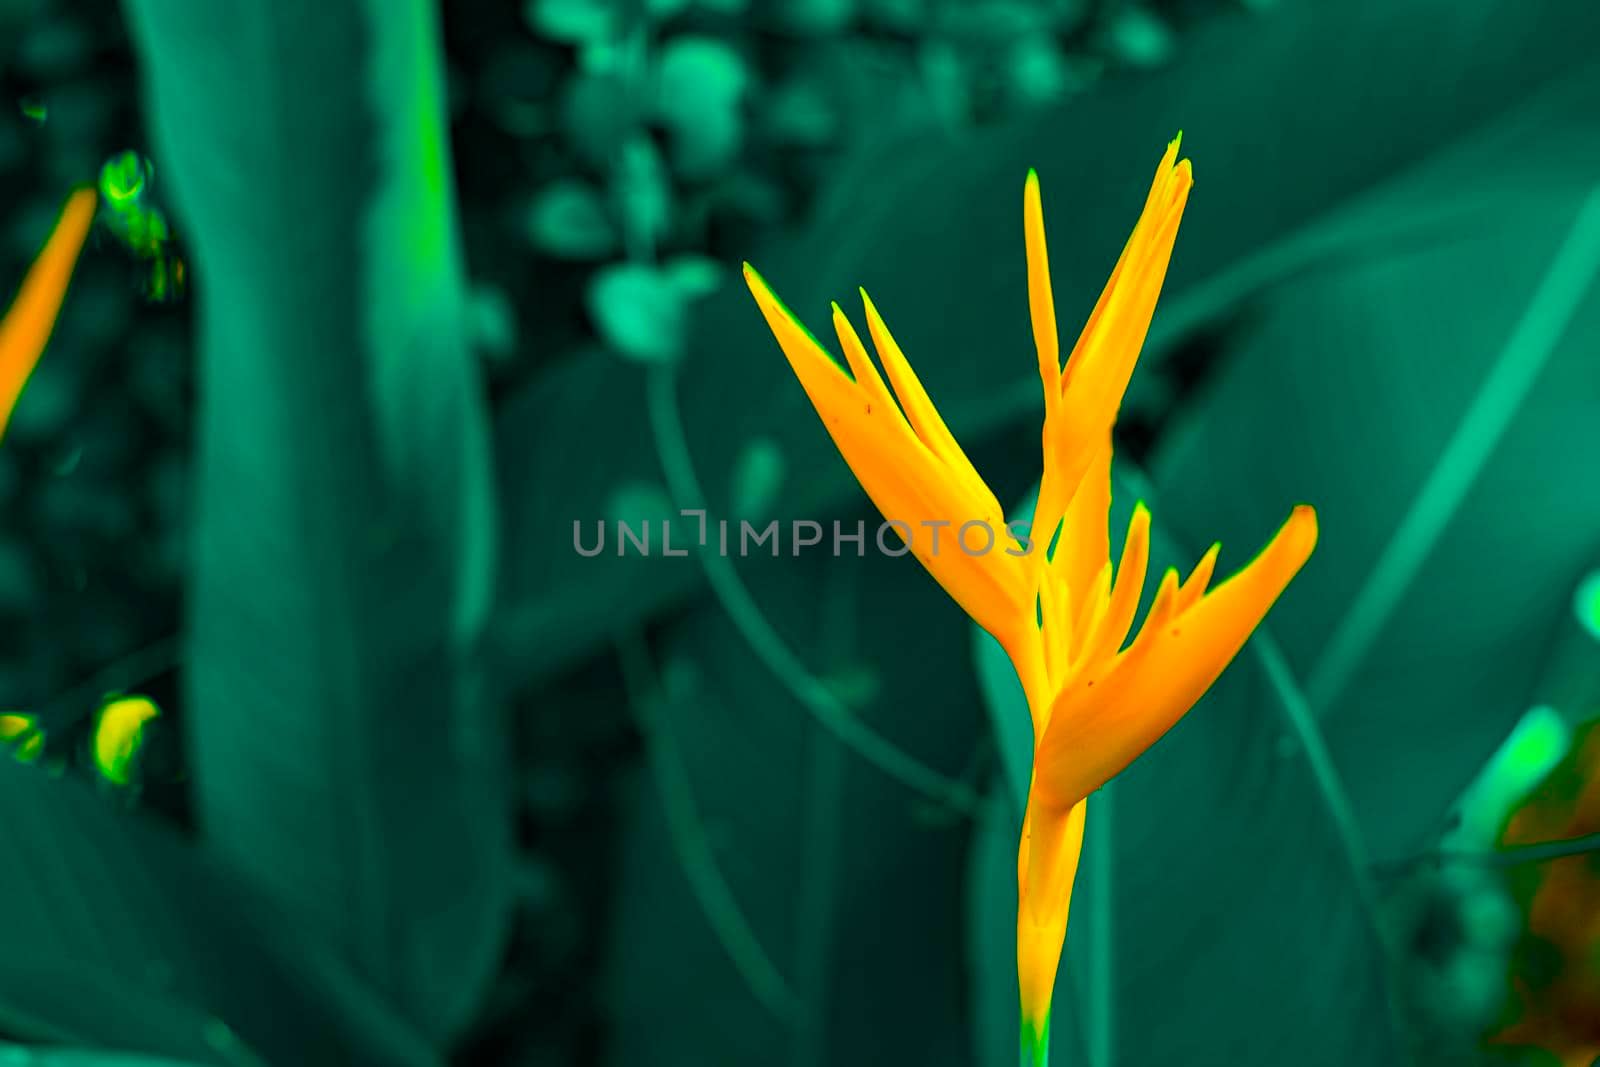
0,0,1596,1064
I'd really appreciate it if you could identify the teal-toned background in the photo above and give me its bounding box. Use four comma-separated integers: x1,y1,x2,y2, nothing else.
0,0,1597,1064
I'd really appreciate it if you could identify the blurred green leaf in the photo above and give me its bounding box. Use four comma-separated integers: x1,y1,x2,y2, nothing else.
969,471,1399,1066
1575,571,1600,642
588,262,688,363
727,436,785,521
1150,63,1600,866
1097,4,1175,69
764,77,840,148
560,69,637,169
493,0,1600,688
663,254,725,302
124,0,509,1041
0,1051,213,1067
653,36,748,179
525,179,618,261
610,136,673,257
764,0,855,36
0,759,439,1067
605,478,674,525
606,530,986,1066
523,0,620,45
467,282,518,362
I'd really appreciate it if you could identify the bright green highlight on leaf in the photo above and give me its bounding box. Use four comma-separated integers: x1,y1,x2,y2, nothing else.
1575,570,1600,642
1454,705,1571,849
0,712,44,763
93,694,161,786
99,150,152,204
96,149,185,300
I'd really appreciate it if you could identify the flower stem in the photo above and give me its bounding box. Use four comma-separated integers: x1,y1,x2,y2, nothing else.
1021,1012,1050,1067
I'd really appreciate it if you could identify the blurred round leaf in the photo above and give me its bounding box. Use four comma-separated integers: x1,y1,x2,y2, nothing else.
860,0,924,32
587,262,687,364
1046,0,1090,31
654,36,748,179
728,435,785,520
662,254,723,301
918,39,972,127
823,663,882,709
1005,34,1080,107
524,0,621,45
646,0,694,19
1099,4,1175,68
468,283,519,361
561,69,636,168
765,77,838,147
478,44,559,136
1575,571,1600,642
1387,861,1520,1041
525,178,618,260
606,480,676,527
611,136,673,255
767,0,855,35
939,0,1048,40
656,35,747,108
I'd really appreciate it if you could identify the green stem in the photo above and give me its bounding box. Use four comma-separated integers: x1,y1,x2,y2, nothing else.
1021,1012,1050,1067
644,364,981,816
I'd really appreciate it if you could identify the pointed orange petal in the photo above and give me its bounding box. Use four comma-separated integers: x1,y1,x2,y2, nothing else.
1036,505,1317,808
745,263,1029,642
1059,138,1191,436
858,287,1005,524
1176,542,1220,614
1,188,96,440
830,301,898,417
1054,436,1112,606
1065,560,1111,670
1024,169,1062,430
1130,565,1181,649
1080,502,1151,665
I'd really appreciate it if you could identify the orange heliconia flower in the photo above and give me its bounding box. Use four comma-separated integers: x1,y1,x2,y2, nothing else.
744,137,1316,1064
1,188,96,442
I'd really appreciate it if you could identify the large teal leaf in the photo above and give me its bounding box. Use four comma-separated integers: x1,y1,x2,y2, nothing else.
0,1054,217,1067
121,0,509,1040
969,472,1398,1066
602,462,1002,1066
1149,58,1600,866
0,1052,217,1067
492,0,1600,686
0,759,438,1067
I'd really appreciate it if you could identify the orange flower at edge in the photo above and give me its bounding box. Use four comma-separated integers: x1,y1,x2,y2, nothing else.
744,137,1316,1064
1,188,96,442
